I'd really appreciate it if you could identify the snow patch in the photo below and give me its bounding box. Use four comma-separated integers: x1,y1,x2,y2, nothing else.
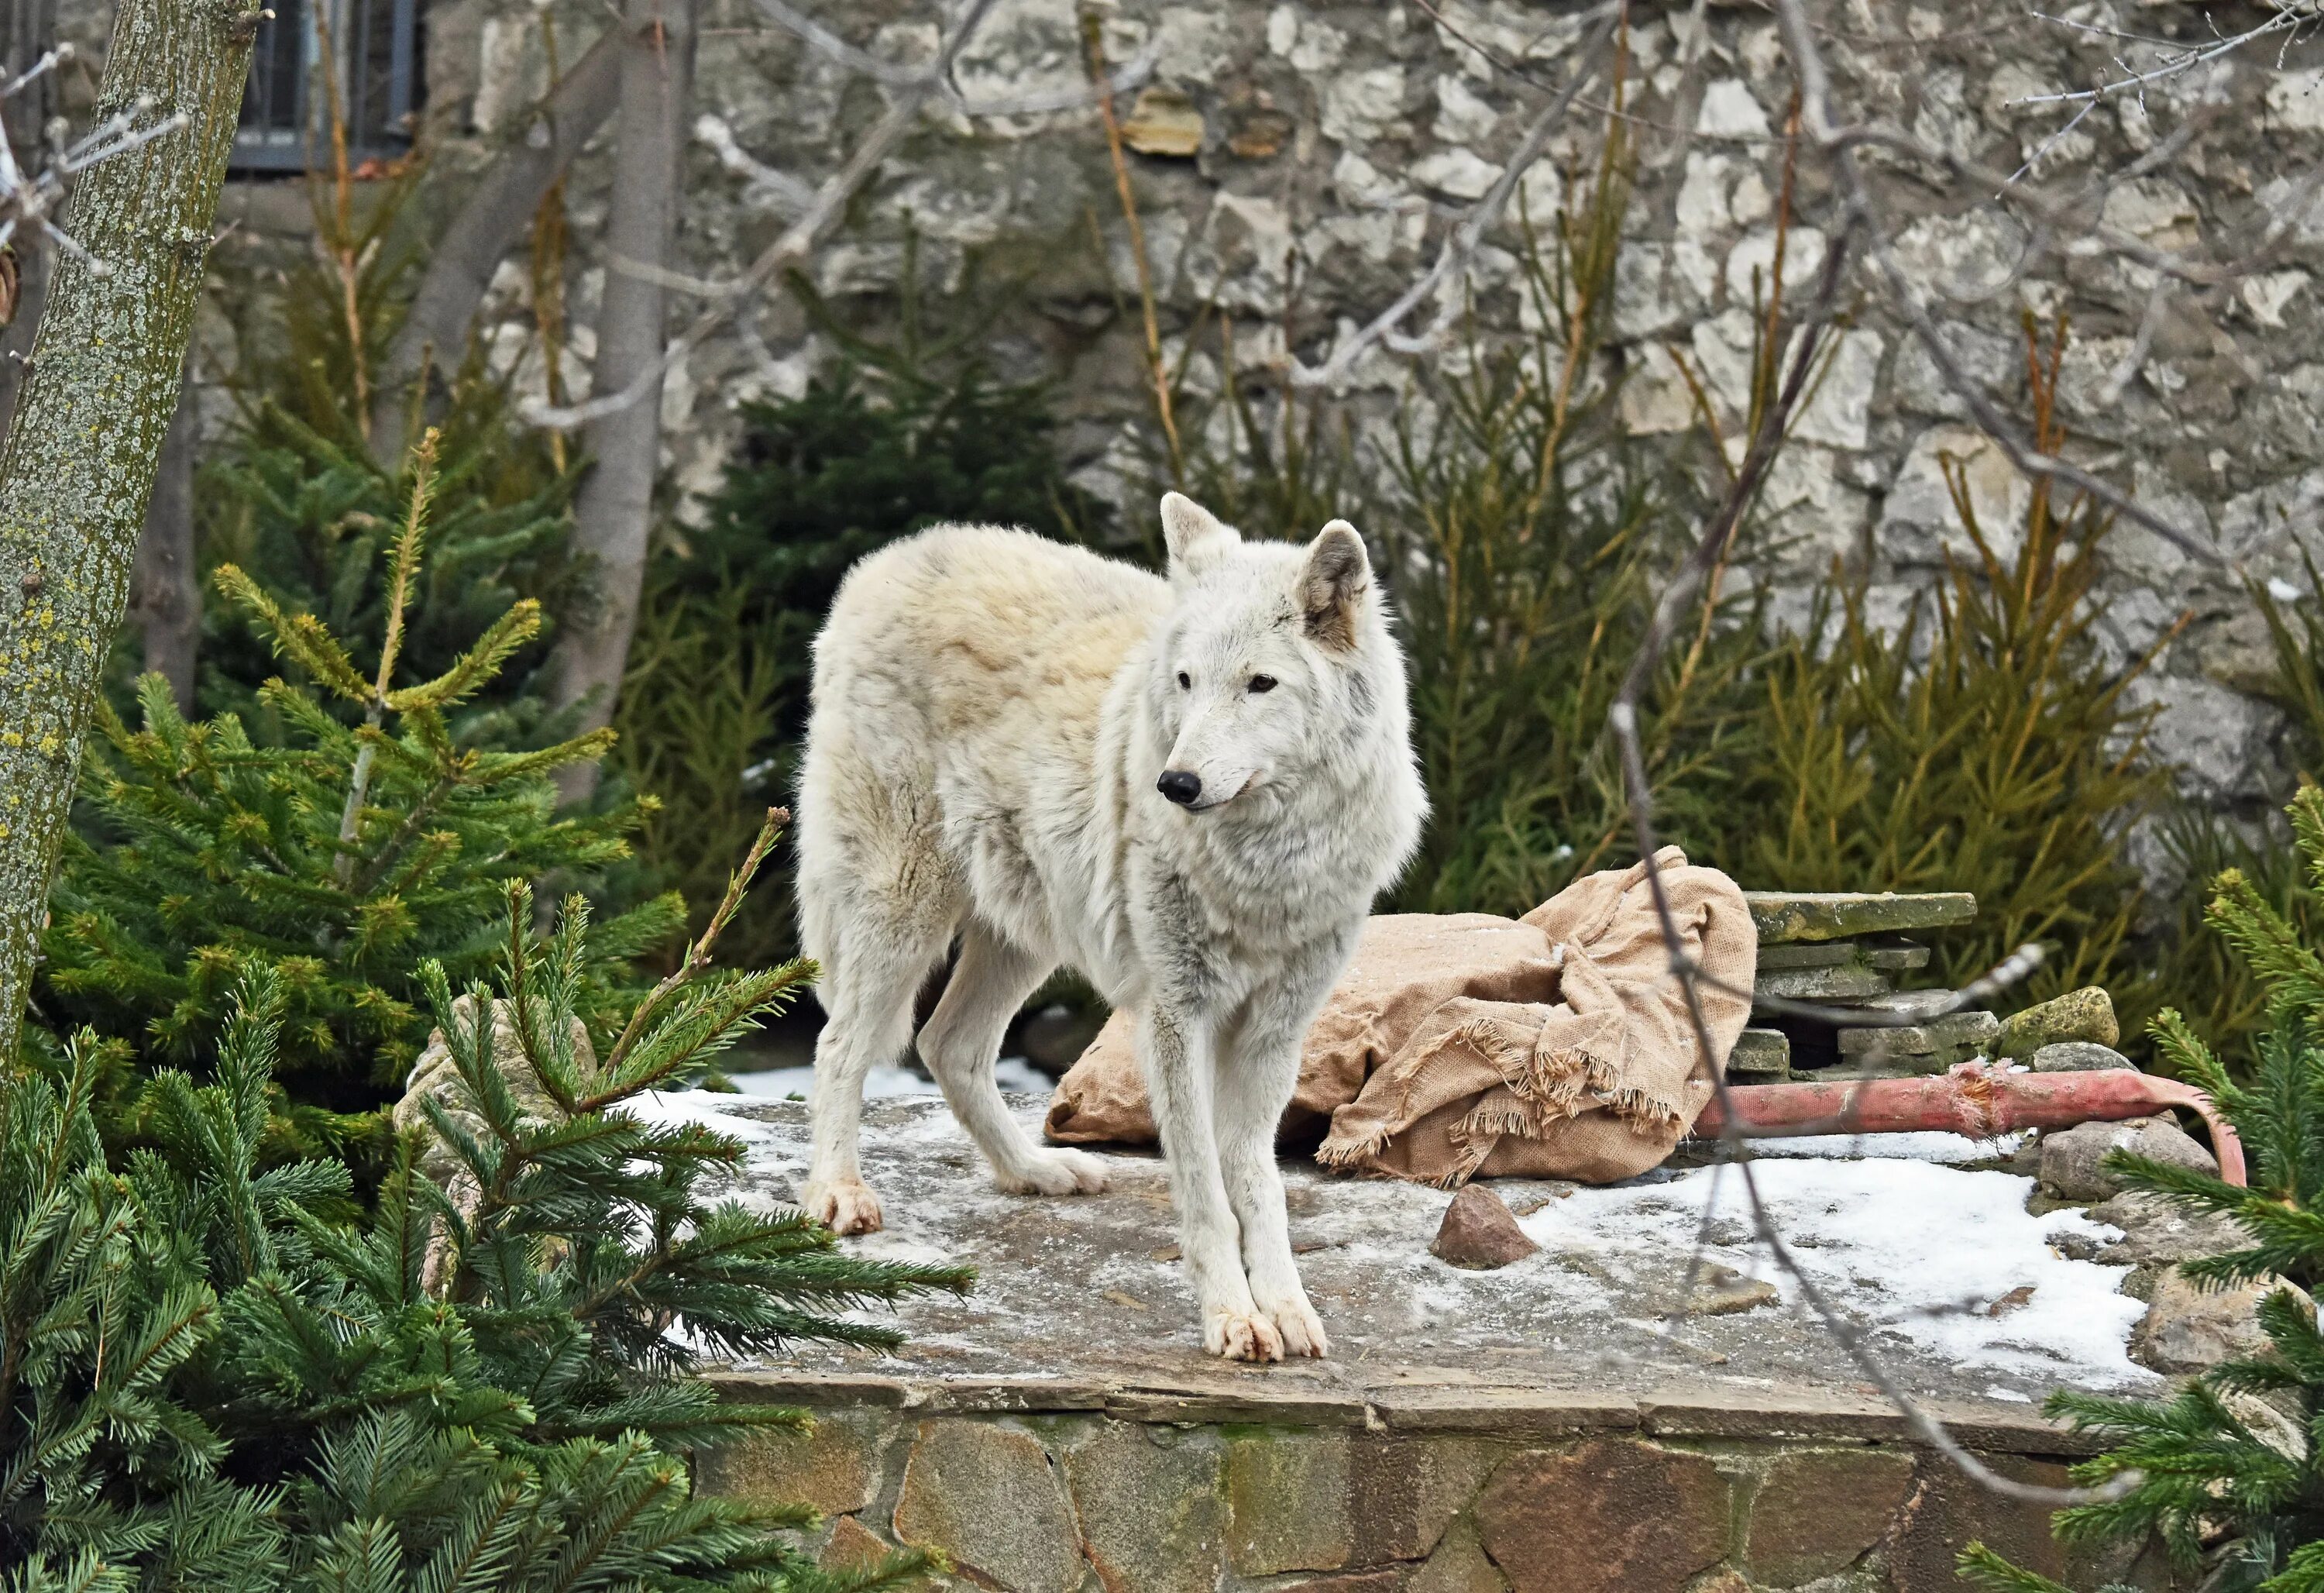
1518,1157,2153,1388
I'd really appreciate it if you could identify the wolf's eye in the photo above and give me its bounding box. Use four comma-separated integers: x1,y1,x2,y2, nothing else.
1248,675,1277,693
1177,671,1191,689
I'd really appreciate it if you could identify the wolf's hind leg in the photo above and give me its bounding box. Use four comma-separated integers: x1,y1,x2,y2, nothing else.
918,926,1108,1199
801,908,948,1235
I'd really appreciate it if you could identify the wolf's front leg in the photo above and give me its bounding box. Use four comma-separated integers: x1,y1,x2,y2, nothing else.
1216,947,1346,1359
1140,1003,1281,1361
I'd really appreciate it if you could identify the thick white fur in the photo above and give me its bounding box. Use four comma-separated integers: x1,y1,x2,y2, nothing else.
794,494,1425,1361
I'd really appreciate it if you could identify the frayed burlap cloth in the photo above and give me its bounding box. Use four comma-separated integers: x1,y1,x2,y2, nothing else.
1043,848,1755,1185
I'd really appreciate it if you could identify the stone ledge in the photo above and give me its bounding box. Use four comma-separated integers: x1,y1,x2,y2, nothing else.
699,1400,2137,1593
704,1367,2099,1454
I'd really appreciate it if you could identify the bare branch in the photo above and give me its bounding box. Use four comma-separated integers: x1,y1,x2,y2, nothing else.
524,0,1006,431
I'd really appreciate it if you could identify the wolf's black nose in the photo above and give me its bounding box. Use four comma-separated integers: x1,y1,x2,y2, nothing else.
1157,770,1202,806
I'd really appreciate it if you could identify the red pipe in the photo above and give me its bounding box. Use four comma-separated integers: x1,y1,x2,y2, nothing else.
1693,1061,2247,1188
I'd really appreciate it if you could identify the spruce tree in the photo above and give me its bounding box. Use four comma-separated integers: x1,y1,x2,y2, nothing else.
1961,786,2324,1591
39,434,676,1152
7,814,966,1589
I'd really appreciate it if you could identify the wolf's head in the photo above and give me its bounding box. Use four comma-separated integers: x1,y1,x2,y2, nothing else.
1144,492,1404,814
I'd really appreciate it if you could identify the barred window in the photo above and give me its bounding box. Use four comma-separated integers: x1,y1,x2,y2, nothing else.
234,0,423,172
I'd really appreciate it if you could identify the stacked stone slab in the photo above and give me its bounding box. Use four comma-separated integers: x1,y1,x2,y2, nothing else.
1735,892,1996,1081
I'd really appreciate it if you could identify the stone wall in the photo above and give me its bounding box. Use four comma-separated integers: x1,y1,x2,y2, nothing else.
32,0,2324,818
703,1371,2171,1592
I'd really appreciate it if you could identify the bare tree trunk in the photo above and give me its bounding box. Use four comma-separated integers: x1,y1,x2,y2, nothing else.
129,364,201,710
0,0,256,1058
372,26,623,458
547,0,696,805
0,0,59,447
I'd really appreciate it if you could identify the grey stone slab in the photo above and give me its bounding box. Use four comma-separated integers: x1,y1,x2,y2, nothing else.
1746,891,1978,943
1754,962,1893,1003
1728,1027,1790,1077
1836,1010,2001,1058
1755,941,1861,970
1862,939,1931,971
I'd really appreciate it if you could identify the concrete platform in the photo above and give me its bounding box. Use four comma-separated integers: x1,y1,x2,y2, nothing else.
645,1092,2172,1592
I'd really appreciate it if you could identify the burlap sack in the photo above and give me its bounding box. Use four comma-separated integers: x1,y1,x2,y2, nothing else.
1042,848,1755,1186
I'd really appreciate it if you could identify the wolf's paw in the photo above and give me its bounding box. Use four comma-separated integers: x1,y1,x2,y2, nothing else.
995,1147,1109,1198
803,1178,884,1235
1203,1306,1286,1362
1256,1292,1329,1359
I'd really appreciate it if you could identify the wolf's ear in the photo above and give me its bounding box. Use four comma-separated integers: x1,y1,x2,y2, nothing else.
1300,521,1370,652
1160,492,1238,574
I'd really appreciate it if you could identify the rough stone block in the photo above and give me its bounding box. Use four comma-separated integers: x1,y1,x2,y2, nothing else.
2030,1041,2133,1072
1064,1421,1227,1593
1741,1447,1914,1586
1728,1027,1790,1077
2132,1266,2299,1375
1884,1450,2079,1593
2038,1116,2216,1202
1347,1433,1510,1563
892,1419,1082,1593
1862,939,1931,971
1473,1440,1732,1592
1226,1425,1352,1574
820,1514,897,1573
1408,1519,1510,1593
1997,986,2120,1058
695,1407,897,1518
2089,1190,2250,1265
1745,891,1976,944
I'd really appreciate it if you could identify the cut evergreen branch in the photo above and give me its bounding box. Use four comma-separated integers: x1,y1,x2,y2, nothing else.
1963,783,2324,1588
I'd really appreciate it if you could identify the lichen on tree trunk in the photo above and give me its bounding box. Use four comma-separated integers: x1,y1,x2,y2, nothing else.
0,0,256,1058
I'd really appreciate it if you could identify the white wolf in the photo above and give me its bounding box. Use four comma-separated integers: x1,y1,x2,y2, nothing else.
794,494,1425,1361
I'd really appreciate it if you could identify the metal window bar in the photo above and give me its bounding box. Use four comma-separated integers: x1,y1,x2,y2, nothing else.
233,0,421,172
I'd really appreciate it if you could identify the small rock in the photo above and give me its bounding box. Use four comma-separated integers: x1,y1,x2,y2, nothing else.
1121,86,1204,156
2089,1190,2250,1265
1998,986,2119,1058
1985,1284,2036,1316
1432,1185,1540,1269
2131,1264,2303,1375
1688,1264,1778,1316
2030,1041,2134,1072
2040,1116,2217,1202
